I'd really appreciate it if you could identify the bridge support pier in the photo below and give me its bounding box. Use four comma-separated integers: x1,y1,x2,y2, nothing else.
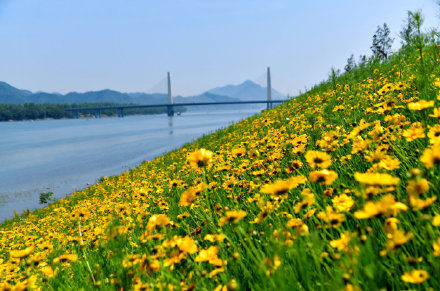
75,111,79,119
117,108,125,118
98,109,101,118
167,105,174,117
95,111,98,118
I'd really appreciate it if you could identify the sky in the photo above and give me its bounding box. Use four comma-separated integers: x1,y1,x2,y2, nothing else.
0,0,439,97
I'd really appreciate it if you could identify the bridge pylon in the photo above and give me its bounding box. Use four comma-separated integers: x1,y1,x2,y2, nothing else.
267,67,272,110
167,72,174,116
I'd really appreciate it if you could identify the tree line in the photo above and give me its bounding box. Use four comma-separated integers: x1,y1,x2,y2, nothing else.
336,10,437,77
0,102,186,122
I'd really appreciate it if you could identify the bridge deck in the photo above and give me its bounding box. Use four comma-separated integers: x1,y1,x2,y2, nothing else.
65,100,285,111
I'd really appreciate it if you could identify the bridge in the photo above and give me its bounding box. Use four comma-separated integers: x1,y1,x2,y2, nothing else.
66,68,285,118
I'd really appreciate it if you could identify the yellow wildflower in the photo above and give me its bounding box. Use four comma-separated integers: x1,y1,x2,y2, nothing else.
429,107,440,118
433,237,440,257
407,100,434,110
179,183,207,206
354,172,399,186
330,232,351,251
401,269,429,284
407,179,429,195
176,236,198,254
305,150,332,169
219,210,247,226
420,143,440,168
403,123,425,142
409,195,437,210
187,148,213,169
53,254,78,264
260,176,306,196
332,194,354,212
433,215,440,226
428,124,440,144
384,218,399,234
146,214,171,233
195,246,223,266
309,170,338,185
10,246,34,259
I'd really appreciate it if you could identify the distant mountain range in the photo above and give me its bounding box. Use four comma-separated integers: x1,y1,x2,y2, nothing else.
0,80,286,106
207,80,285,101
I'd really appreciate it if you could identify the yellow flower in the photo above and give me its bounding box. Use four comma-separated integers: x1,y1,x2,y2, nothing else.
209,267,225,277
354,194,407,219
40,265,56,278
429,107,440,118
305,150,332,169
332,194,354,212
386,229,413,250
261,176,307,196
176,236,198,254
428,124,440,144
195,246,223,266
378,156,400,171
406,179,429,195
317,206,346,227
433,215,440,226
146,214,171,232
433,237,440,257
219,210,247,226
409,195,437,210
330,231,351,251
231,148,246,158
10,246,34,259
354,172,399,186
402,122,425,142
309,170,338,185
383,218,399,234
401,269,429,284
53,254,78,264
187,148,213,169
354,201,380,219
179,183,207,206
407,100,434,110
420,143,440,168
263,254,281,276
204,234,226,243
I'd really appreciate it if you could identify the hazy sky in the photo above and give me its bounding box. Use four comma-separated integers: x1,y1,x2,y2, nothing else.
0,0,439,96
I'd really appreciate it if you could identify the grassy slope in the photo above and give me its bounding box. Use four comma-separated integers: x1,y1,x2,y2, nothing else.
1,43,440,290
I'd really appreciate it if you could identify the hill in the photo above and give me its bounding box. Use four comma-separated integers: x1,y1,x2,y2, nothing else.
0,80,283,106
174,92,246,111
0,81,31,104
2,15,440,290
207,80,285,101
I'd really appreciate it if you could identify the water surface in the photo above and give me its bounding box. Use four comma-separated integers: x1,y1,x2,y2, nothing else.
0,109,262,221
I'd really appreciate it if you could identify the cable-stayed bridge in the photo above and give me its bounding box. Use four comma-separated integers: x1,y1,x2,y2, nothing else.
66,68,285,118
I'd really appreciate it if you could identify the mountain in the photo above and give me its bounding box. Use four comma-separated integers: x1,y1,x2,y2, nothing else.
173,92,243,111
207,80,285,101
0,80,285,107
0,81,32,104
175,92,238,103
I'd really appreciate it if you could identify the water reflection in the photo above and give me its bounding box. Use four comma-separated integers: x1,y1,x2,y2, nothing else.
168,116,174,135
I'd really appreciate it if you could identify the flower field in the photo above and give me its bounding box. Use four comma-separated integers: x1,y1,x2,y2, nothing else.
2,44,440,290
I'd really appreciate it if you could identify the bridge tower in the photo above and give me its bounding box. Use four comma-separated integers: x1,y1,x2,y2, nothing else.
167,72,174,116
267,67,272,110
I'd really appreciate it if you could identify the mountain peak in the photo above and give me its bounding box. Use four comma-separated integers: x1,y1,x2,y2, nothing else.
207,80,285,101
241,80,258,86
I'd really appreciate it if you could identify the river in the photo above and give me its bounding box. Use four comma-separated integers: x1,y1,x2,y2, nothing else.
0,108,262,222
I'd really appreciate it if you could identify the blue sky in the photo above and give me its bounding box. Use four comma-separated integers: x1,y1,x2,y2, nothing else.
0,0,438,96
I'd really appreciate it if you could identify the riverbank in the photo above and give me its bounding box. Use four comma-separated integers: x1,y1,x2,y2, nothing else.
2,44,440,289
